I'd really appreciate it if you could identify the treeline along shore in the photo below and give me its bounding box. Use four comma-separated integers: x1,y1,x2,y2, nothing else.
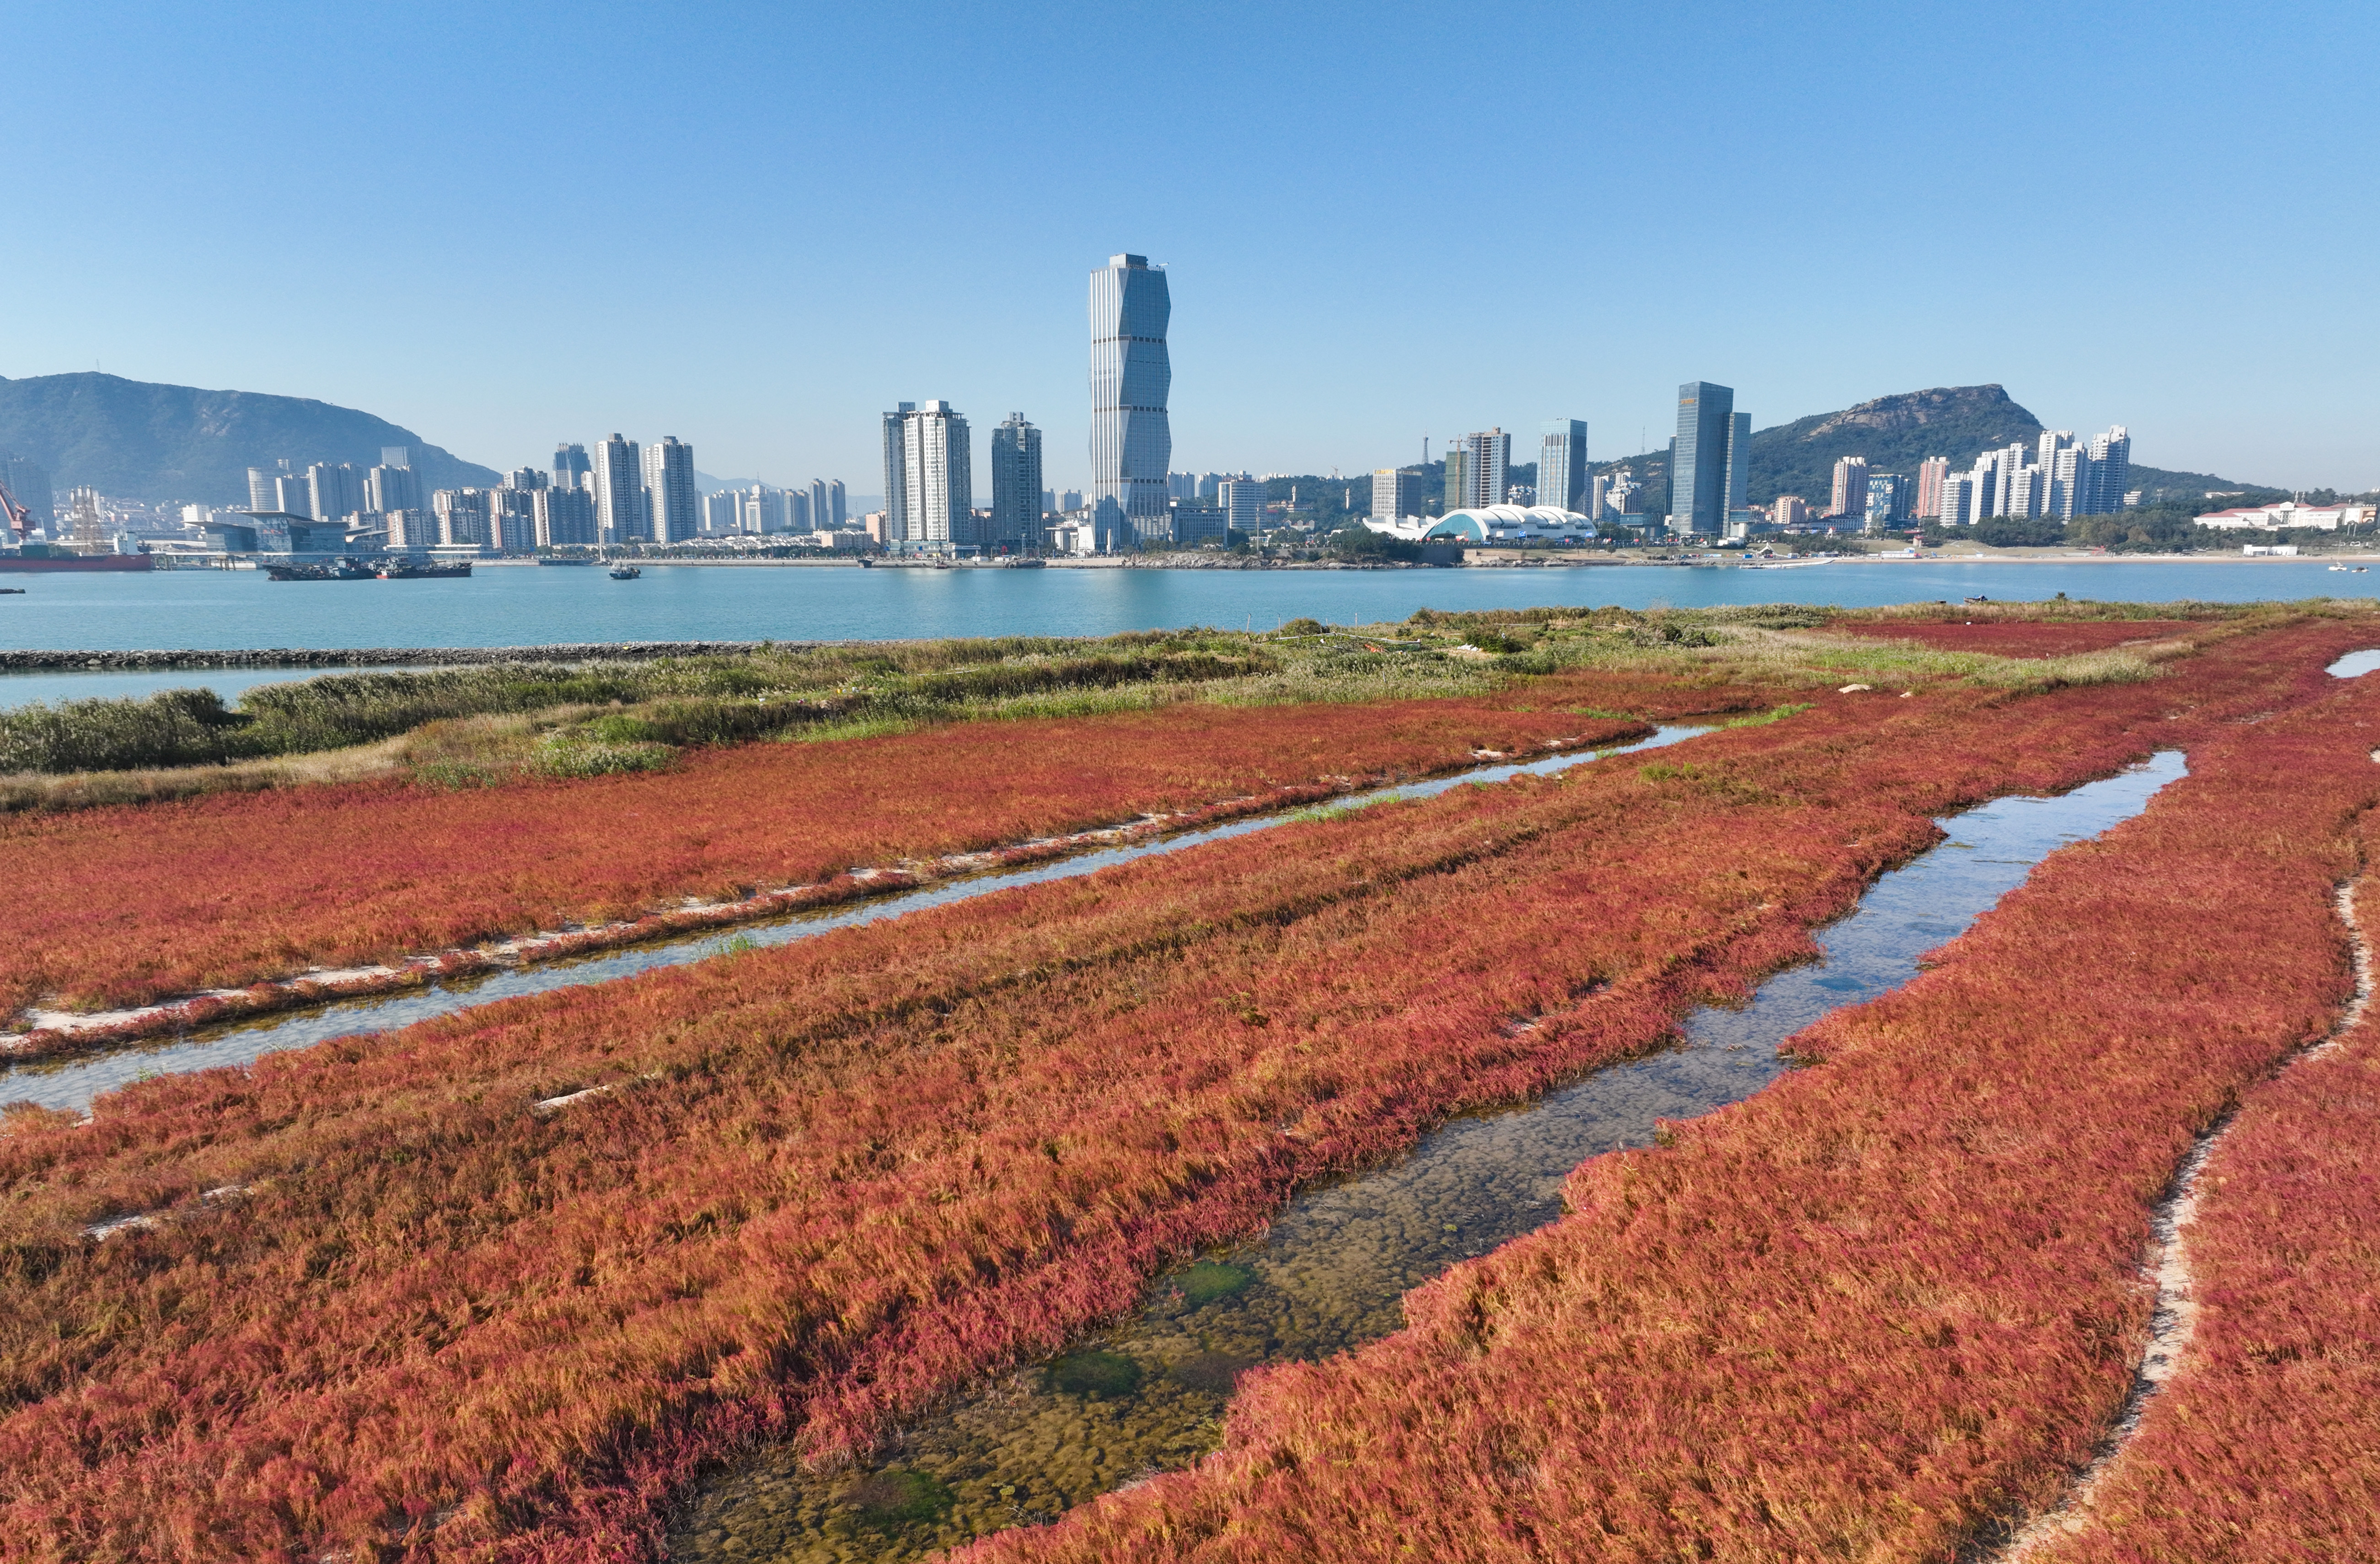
0,641,799,672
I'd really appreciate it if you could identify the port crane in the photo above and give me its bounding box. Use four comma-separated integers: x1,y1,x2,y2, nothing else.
0,476,28,541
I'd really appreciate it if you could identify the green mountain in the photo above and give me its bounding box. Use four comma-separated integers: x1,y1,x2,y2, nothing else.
0,371,500,506
1745,384,2275,507
1745,384,2043,504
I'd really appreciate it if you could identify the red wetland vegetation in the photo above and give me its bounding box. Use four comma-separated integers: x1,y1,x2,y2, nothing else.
968,630,2380,1564
2024,815,2380,1564
0,673,1773,1027
0,612,2372,1561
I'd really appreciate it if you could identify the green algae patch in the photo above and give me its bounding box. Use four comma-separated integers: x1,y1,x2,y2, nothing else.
1176,1260,1254,1306
1049,1349,1143,1398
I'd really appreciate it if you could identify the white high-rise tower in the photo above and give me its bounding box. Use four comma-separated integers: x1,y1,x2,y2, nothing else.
1088,253,1171,552
892,401,971,547
593,434,646,543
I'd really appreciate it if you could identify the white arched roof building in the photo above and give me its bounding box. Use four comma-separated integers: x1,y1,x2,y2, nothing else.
1362,505,1598,544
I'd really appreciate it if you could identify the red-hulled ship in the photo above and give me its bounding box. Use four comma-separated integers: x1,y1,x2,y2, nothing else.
0,549,155,573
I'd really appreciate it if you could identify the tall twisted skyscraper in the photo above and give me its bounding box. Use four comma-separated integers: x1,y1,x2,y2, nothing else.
1088,253,1170,551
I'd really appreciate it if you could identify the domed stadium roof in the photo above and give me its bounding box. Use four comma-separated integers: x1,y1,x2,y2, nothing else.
1415,506,1596,541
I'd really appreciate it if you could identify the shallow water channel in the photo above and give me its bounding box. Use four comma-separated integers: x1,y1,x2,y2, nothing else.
0,728,1710,1116
666,750,2188,1564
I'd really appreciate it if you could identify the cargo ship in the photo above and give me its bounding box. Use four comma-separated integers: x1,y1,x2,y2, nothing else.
0,548,154,574
0,479,155,570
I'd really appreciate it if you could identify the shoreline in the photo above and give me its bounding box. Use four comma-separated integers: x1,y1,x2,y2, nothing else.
0,641,800,672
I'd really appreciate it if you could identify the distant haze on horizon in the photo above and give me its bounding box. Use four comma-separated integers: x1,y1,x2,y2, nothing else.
4,1,2372,493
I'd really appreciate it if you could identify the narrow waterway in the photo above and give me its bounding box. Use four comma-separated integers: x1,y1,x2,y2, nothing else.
0,727,1709,1116
665,750,2188,1564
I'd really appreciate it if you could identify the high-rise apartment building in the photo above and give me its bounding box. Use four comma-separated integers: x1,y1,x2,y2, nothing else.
594,435,646,543
805,478,844,532
735,487,788,535
1938,472,1977,529
367,461,421,516
276,470,316,516
1915,456,1950,519
1449,429,1511,511
552,443,592,492
991,413,1044,548
1088,253,1172,550
247,462,292,514
534,485,598,547
1371,468,1426,520
880,403,914,540
1166,472,1198,502
1669,384,1735,535
643,436,699,544
1588,473,1611,521
1217,476,1261,538
2005,465,2046,520
887,400,972,547
1726,410,1751,522
2082,427,2130,516
381,447,412,470
433,488,490,547
1829,456,1871,519
1865,474,1911,531
1538,419,1588,513
1932,426,2128,524
1442,447,1468,516
307,462,364,522
490,486,537,550
1772,495,1810,528
701,489,742,535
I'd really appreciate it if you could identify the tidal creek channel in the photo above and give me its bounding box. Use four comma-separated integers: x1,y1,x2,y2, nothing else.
665,751,2188,1564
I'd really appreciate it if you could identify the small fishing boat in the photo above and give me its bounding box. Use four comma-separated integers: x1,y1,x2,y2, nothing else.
1963,595,1990,603
608,564,642,580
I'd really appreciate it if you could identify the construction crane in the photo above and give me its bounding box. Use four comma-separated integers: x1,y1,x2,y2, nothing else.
0,477,28,542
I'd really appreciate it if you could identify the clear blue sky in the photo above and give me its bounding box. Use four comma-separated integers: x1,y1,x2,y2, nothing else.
5,0,2373,492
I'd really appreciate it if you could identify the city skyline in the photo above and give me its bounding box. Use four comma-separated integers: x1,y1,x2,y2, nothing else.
0,4,2367,492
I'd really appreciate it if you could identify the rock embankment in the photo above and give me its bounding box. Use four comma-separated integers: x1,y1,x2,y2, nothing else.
0,641,799,671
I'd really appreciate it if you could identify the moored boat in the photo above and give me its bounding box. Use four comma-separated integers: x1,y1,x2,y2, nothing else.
0,550,155,573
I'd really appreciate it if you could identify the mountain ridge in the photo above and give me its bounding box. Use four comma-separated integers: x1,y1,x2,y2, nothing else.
0,371,500,506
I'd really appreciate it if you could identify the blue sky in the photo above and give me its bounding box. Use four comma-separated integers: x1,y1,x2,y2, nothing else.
4,0,2374,492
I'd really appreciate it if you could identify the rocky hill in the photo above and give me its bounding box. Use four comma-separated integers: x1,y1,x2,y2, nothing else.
1745,385,2044,504
0,372,499,506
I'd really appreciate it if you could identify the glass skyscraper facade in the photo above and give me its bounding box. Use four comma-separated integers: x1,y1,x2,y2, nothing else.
1539,419,1588,514
991,412,1043,548
1669,382,1734,535
1088,253,1171,551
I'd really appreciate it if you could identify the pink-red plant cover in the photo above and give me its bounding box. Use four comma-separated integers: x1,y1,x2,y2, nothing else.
0,676,1758,1022
0,616,2365,1562
965,628,2380,1563
2025,815,2380,1564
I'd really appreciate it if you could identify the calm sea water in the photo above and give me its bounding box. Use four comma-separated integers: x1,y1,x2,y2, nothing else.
0,558,2367,709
